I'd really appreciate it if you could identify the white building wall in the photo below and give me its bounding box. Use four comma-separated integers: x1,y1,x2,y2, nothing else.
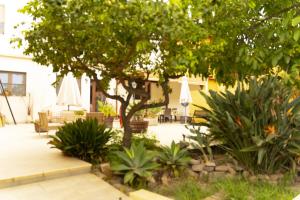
0,0,91,123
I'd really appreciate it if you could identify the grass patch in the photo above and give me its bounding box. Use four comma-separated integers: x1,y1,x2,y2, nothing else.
152,178,216,200
152,177,297,200
216,178,296,200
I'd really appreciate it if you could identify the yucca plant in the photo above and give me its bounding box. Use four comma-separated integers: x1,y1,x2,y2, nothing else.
200,76,300,174
158,141,191,177
48,119,113,164
110,142,159,187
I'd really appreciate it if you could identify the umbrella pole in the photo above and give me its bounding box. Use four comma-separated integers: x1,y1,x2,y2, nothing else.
68,105,70,111
184,106,187,124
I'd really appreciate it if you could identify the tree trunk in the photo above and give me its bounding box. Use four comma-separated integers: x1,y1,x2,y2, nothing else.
122,117,132,147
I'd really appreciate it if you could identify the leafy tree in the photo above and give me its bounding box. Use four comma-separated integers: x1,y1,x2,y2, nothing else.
185,0,300,85
16,0,300,147
16,0,208,147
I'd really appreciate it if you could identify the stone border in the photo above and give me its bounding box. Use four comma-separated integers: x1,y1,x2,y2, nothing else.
130,189,173,200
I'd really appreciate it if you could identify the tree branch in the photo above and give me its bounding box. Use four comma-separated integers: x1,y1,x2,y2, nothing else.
249,3,300,30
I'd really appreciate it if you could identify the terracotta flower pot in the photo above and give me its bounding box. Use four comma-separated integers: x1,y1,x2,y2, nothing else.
130,120,149,133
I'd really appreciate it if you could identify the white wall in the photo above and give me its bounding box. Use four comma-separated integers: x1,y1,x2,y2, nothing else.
0,1,91,123
0,0,30,57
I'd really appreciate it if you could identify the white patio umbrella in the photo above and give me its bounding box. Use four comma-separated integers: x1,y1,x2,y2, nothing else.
180,76,192,123
57,73,81,110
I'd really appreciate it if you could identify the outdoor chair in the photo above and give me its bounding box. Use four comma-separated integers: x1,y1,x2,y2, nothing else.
34,112,63,134
159,108,173,123
86,112,104,124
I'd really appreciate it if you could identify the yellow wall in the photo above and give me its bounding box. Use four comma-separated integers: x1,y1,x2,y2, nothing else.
150,79,222,116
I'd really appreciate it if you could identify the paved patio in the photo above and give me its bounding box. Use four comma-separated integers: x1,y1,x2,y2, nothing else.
0,124,130,199
0,124,90,186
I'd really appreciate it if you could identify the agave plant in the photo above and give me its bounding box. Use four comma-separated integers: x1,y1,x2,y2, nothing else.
110,142,159,187
201,76,300,174
48,119,113,164
158,141,191,177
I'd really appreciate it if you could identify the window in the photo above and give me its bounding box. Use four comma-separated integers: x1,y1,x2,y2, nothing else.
0,5,4,34
0,71,26,96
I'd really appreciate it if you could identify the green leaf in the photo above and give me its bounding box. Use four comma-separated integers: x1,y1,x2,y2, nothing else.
294,29,300,41
257,148,266,165
292,16,300,27
272,53,283,66
124,171,134,184
248,1,256,9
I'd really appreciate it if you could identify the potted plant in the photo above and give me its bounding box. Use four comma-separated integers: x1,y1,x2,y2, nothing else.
98,101,116,128
129,107,149,133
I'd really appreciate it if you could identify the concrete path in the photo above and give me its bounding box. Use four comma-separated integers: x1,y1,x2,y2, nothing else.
0,124,130,199
0,174,130,200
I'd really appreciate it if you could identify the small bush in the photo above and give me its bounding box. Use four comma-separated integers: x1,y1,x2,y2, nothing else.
201,76,300,174
110,142,159,187
48,119,113,164
132,134,160,151
98,101,116,117
158,141,191,177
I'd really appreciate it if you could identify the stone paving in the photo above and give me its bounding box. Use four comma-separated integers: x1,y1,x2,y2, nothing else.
0,124,130,199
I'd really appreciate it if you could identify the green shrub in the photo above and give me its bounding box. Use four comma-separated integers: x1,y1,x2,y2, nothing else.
186,125,213,163
73,110,85,116
110,142,159,187
132,134,161,151
97,101,116,117
48,119,113,164
158,141,191,177
108,132,161,151
201,76,300,174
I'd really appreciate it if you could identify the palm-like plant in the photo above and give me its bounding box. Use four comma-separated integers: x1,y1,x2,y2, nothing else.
110,142,159,187
48,119,113,164
158,141,191,177
201,76,300,174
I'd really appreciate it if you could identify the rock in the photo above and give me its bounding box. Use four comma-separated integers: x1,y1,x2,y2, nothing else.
227,166,236,175
94,171,107,180
249,175,257,182
204,162,216,172
215,165,229,172
206,162,217,167
225,173,235,179
100,163,113,177
270,174,284,182
235,165,244,172
161,173,170,185
258,174,270,181
211,171,227,180
192,164,205,172
199,171,209,180
109,176,123,185
187,169,199,178
189,159,201,165
204,166,215,172
242,171,250,178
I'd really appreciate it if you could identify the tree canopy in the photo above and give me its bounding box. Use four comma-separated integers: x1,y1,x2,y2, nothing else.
186,0,300,85
15,0,300,145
